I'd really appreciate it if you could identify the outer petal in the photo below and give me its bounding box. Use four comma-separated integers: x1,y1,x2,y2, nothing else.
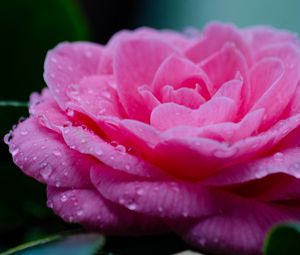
173,200,300,255
8,117,93,188
90,165,229,218
203,147,300,186
47,187,167,234
61,125,168,179
44,42,103,109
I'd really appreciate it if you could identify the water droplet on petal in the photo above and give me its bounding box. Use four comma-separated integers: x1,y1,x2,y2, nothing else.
127,202,137,211
125,164,131,170
53,150,62,157
76,210,83,216
213,147,238,158
11,148,20,157
40,163,52,180
115,144,126,153
158,206,164,212
55,181,61,188
182,211,189,217
47,200,54,208
274,152,284,161
61,194,68,202
95,148,103,156
136,187,144,196
20,130,28,136
66,108,75,117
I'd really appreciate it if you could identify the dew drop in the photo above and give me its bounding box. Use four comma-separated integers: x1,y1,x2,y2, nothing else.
274,152,284,161
66,108,75,117
47,200,54,208
158,206,164,212
95,148,103,156
55,181,61,188
136,187,144,196
76,210,83,216
115,144,126,153
40,163,52,180
20,130,28,136
182,210,189,217
53,150,62,156
125,164,131,170
61,194,68,202
127,202,137,211
11,148,20,157
213,147,238,158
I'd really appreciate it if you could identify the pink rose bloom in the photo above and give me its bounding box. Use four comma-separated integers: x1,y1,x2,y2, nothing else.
5,22,300,254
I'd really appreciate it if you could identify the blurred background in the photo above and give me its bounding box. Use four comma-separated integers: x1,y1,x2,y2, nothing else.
1,0,300,252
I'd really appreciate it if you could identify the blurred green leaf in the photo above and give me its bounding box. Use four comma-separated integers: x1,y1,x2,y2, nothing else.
1,233,105,255
264,223,300,255
0,0,92,250
0,101,28,107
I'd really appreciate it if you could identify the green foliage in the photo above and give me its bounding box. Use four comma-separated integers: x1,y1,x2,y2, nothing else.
0,233,105,255
264,223,300,255
0,0,91,251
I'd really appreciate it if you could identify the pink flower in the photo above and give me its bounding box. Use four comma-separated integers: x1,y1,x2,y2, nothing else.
5,22,300,254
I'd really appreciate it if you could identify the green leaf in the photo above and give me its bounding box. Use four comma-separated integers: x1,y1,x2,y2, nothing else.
0,232,105,255
264,223,300,255
0,101,28,107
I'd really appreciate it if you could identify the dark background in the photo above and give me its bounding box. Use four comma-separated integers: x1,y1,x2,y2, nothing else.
0,0,299,252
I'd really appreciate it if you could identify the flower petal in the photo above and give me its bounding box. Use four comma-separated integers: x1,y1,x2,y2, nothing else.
150,97,237,130
44,42,103,109
61,125,167,179
114,38,175,121
186,22,252,65
47,187,167,234
8,117,92,188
